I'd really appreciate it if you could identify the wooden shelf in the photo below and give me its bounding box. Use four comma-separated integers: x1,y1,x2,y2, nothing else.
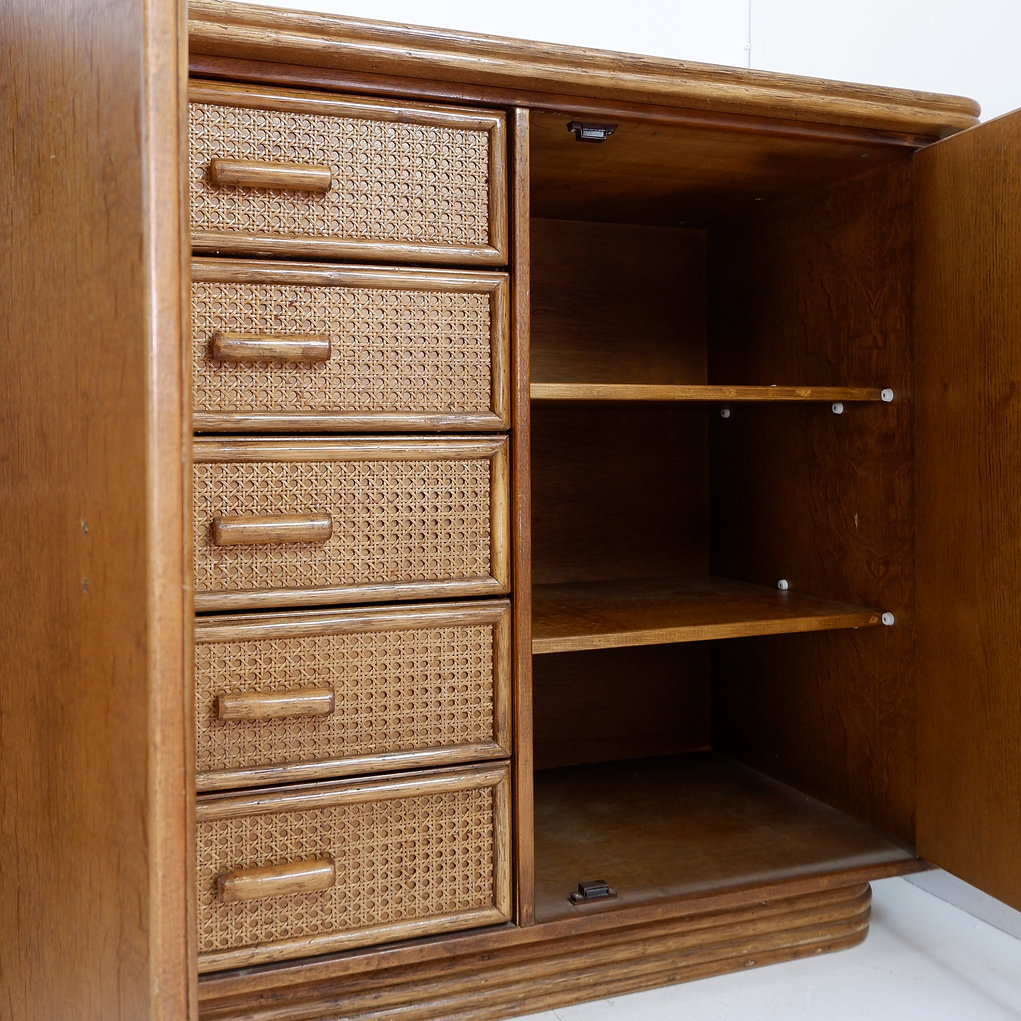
534,754,920,923
532,576,880,654
530,383,886,403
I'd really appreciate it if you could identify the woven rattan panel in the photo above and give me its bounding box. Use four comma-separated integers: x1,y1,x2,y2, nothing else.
190,101,490,246
197,781,499,963
192,279,492,415
193,457,491,596
196,622,496,777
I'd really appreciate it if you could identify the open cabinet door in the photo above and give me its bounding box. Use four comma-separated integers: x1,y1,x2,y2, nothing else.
915,109,1021,911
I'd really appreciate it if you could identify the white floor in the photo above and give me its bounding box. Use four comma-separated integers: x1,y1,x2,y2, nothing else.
512,876,1021,1020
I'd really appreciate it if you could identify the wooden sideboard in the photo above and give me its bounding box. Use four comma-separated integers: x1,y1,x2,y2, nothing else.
4,1,1020,1018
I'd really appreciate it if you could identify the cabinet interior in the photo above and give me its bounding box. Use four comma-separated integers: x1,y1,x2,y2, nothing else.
528,110,919,922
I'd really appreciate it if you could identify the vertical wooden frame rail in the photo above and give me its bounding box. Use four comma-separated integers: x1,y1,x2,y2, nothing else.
1,0,191,1016
511,106,536,927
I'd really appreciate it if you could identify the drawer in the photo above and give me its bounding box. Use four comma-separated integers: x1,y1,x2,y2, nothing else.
191,258,509,432
196,762,512,971
195,600,512,791
189,81,507,265
192,436,509,611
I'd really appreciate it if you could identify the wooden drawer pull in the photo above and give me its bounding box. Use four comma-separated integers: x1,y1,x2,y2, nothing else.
216,858,336,904
216,686,336,722
207,158,333,194
209,332,331,364
211,513,333,547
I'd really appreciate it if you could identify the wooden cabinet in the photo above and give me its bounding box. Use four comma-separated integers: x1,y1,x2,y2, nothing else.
3,1,1020,1018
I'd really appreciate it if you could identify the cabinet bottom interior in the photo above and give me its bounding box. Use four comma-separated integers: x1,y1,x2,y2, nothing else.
532,753,920,924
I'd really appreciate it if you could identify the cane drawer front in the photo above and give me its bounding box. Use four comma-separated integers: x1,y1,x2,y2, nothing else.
189,81,507,265
195,762,512,971
195,600,512,791
191,259,510,432
192,436,509,611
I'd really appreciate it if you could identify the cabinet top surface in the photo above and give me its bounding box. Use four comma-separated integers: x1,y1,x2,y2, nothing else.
189,0,980,141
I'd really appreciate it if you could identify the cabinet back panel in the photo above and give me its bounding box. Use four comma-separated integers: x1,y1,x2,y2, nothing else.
533,645,711,770
531,404,708,585
707,163,916,842
530,218,707,386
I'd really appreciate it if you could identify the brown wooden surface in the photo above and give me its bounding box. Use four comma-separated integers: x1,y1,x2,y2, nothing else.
209,332,331,364
533,755,917,924
531,383,887,403
707,160,917,843
0,0,190,1017
187,0,980,137
217,859,336,903
533,644,710,770
510,106,536,928
198,884,873,1020
530,110,916,227
207,156,332,192
530,219,706,386
914,110,1021,912
531,403,708,585
215,686,336,721
211,512,333,546
532,576,880,654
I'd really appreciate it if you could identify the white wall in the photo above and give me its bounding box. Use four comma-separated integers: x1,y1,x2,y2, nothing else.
240,0,1021,120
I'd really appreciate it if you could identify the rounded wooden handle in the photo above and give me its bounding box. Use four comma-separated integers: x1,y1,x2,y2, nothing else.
216,858,336,904
211,513,333,547
207,157,333,193
209,332,331,364
216,686,335,721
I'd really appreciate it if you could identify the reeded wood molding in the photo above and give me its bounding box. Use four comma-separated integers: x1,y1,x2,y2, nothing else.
188,0,979,139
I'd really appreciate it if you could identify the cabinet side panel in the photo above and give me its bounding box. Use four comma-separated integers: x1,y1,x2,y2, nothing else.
0,0,189,1017
708,161,917,842
914,111,1021,911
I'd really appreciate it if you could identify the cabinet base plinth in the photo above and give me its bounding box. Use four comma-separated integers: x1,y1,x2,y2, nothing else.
199,882,871,1020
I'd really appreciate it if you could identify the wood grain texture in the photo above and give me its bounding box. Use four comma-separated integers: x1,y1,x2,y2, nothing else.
530,403,708,585
207,156,332,192
215,686,336,721
530,110,916,227
534,755,917,924
209,332,331,364
211,512,333,546
198,884,874,1020
217,858,336,903
914,110,1021,911
533,644,711,770
0,0,190,1017
187,0,980,136
530,219,707,386
707,161,917,843
510,106,536,928
531,383,886,403
532,577,880,654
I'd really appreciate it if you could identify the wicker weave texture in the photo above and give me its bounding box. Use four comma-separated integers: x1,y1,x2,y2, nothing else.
197,783,498,959
193,457,491,595
190,101,490,246
196,622,496,776
192,279,492,416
